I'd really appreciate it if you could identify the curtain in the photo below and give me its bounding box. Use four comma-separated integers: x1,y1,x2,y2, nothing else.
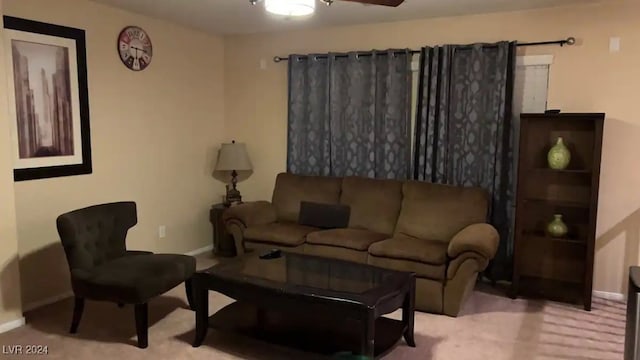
413,42,517,280
287,55,331,176
287,50,412,179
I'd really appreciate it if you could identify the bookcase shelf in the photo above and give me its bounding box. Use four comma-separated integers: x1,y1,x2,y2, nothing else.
532,168,592,175
523,198,590,209
511,112,604,311
517,276,584,304
521,231,586,246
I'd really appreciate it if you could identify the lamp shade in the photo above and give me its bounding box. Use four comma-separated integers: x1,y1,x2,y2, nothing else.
215,142,253,171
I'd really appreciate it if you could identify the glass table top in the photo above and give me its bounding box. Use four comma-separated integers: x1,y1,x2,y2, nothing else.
202,251,409,297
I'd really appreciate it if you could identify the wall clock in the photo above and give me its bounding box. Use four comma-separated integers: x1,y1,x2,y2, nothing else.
117,26,152,71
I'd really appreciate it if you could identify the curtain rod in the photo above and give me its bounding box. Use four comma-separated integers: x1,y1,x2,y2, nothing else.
272,37,575,62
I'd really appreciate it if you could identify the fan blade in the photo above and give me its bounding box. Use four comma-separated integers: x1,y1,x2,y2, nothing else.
340,0,404,7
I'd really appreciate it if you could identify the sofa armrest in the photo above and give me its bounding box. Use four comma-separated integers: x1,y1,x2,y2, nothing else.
222,201,277,227
448,223,499,259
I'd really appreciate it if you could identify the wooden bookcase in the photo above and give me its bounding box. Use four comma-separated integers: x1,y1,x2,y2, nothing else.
510,112,605,310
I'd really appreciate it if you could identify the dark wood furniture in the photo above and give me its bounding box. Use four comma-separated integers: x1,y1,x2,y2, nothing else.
626,266,640,360
192,251,416,359
511,113,605,310
210,203,236,257
56,202,196,348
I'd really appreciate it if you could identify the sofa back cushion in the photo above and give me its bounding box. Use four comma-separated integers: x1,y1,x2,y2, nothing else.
340,177,403,235
298,201,350,229
272,173,342,223
396,181,489,243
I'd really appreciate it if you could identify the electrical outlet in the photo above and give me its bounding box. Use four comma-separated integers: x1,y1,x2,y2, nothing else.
158,225,166,239
610,37,621,52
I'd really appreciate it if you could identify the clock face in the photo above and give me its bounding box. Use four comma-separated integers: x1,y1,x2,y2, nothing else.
118,26,152,71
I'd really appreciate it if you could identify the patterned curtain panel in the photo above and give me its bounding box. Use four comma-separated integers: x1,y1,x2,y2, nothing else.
287,50,412,179
287,55,332,176
413,42,517,280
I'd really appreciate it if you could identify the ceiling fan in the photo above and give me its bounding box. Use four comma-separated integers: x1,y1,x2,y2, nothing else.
249,0,404,6
250,0,405,17
320,0,403,5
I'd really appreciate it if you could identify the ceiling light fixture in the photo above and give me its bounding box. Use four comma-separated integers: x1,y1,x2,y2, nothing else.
264,0,316,16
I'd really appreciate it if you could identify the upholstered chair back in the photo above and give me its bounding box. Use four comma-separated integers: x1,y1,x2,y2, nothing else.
57,202,137,273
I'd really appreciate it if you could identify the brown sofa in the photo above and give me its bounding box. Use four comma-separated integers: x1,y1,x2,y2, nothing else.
223,173,499,316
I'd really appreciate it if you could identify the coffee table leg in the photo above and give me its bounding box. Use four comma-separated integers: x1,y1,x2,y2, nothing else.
403,277,416,347
360,310,375,359
193,279,209,347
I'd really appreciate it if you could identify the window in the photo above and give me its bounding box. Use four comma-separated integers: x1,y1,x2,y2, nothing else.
512,55,552,171
513,55,552,114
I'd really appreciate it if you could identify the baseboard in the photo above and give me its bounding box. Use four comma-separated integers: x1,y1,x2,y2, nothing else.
23,291,73,312
184,244,213,256
593,290,625,302
0,317,25,334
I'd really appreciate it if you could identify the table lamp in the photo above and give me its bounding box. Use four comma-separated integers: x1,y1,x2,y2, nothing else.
214,141,253,207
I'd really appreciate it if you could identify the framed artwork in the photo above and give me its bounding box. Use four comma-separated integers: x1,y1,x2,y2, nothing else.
3,16,91,181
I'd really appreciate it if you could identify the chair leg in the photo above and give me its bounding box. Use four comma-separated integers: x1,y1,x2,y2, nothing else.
134,303,148,349
185,278,195,311
70,297,84,334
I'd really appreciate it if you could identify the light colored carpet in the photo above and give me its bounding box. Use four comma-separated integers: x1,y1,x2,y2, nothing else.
0,254,625,360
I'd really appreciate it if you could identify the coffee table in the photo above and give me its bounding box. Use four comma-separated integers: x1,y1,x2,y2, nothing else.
192,251,416,359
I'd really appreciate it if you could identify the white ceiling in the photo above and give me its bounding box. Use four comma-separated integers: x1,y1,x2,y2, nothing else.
90,0,597,35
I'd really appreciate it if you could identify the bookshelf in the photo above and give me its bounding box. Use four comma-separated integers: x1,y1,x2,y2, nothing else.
510,113,605,310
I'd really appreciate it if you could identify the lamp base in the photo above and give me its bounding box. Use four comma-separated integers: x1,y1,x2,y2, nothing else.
224,183,242,207
223,170,243,207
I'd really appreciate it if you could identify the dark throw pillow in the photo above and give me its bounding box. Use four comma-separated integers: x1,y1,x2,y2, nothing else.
298,201,350,229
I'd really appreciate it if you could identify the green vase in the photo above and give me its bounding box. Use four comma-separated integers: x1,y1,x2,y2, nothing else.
547,137,571,170
547,214,568,238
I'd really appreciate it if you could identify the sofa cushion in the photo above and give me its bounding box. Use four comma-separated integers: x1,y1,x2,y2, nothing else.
298,201,350,229
244,222,318,247
368,255,445,280
368,234,448,265
306,228,389,251
304,244,369,264
396,181,489,243
272,173,342,223
340,177,403,235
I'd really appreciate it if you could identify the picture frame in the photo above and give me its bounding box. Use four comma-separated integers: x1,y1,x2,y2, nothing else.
3,16,91,181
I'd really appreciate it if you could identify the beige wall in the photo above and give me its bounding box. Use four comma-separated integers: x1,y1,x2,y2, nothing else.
2,0,225,308
0,0,24,325
224,0,640,294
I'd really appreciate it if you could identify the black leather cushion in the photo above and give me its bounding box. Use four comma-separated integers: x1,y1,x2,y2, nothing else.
298,201,350,229
70,254,196,304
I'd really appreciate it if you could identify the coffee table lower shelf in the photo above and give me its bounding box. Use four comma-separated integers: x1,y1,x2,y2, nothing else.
200,301,408,359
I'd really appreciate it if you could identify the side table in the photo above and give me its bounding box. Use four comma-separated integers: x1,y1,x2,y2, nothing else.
209,203,236,257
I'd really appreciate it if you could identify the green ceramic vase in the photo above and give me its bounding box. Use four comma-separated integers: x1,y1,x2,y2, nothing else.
547,214,568,238
547,137,571,170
